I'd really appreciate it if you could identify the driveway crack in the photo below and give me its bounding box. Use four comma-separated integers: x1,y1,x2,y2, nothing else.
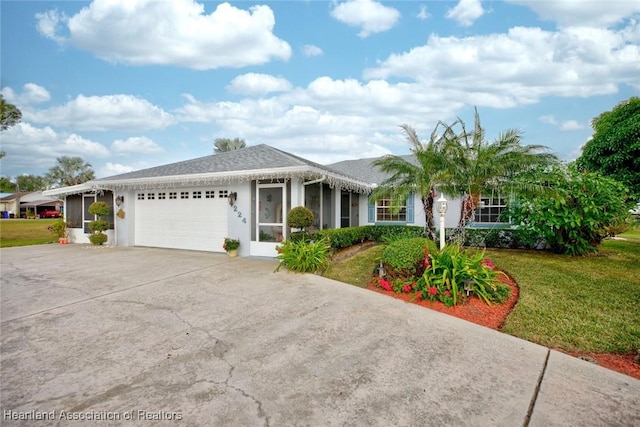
523,348,550,427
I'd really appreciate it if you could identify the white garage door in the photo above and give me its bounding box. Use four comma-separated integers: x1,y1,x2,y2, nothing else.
135,188,228,252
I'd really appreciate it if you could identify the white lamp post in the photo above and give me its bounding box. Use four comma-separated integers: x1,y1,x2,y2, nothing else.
436,194,448,250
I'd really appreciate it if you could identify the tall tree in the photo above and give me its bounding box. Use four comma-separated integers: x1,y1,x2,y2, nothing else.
371,124,453,240
577,97,640,198
0,94,22,131
16,174,47,191
45,156,95,187
214,137,246,153
441,108,558,228
0,177,16,192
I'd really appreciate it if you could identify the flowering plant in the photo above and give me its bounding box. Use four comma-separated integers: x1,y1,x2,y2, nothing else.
222,237,240,251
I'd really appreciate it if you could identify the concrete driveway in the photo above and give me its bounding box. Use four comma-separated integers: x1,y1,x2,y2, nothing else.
1,245,638,426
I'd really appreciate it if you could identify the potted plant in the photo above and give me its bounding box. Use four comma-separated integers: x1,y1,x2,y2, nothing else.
223,237,240,257
49,218,68,244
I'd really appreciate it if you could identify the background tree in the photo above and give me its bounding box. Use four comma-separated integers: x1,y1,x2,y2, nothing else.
0,94,22,131
577,97,640,199
16,174,47,191
371,124,452,240
214,137,246,153
441,108,558,228
0,177,16,192
45,156,95,187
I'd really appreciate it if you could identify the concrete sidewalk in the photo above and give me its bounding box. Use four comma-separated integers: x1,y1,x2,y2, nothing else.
1,245,638,426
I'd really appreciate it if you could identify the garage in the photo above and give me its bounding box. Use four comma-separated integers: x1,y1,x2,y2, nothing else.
134,188,228,252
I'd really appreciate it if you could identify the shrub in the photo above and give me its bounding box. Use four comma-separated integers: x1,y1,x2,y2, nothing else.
49,218,68,238
508,165,633,255
88,233,108,246
88,201,110,245
287,206,314,229
416,245,509,306
275,238,331,273
381,237,437,278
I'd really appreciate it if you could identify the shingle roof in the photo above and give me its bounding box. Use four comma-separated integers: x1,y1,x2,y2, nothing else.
327,154,414,185
97,144,329,181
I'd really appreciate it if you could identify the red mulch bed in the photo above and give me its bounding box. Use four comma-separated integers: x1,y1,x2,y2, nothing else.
366,272,640,380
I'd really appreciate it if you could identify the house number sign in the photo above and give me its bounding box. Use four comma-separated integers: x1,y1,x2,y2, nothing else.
232,204,247,223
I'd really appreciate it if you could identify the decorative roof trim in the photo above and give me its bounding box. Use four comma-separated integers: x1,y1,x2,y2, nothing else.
44,166,373,197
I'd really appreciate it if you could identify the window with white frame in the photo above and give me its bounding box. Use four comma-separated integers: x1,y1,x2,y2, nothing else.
376,198,407,222
475,195,508,223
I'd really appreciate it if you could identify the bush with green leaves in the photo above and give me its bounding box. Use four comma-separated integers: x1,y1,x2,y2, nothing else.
314,225,425,251
416,245,509,307
508,165,632,255
275,238,331,273
381,237,437,278
88,201,110,245
287,206,314,229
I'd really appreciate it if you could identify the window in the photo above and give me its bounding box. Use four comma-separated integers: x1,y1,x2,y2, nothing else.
158,192,166,200
376,198,407,222
180,191,189,199
193,191,202,199
137,193,145,200
148,193,155,200
205,190,215,198
169,192,177,199
219,190,228,198
475,196,508,223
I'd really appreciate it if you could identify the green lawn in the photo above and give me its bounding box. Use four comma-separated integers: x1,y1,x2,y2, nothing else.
0,219,59,248
324,231,640,355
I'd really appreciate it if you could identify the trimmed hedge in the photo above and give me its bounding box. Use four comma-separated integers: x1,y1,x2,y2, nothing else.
314,225,425,250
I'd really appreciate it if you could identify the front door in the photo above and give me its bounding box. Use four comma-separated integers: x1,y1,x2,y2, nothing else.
252,183,286,256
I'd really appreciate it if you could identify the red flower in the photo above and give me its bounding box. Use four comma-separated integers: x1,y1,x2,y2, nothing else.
482,258,495,269
380,279,392,291
427,287,438,296
444,290,451,297
402,284,411,293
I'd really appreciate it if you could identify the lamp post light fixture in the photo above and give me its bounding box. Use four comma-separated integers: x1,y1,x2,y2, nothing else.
436,194,448,250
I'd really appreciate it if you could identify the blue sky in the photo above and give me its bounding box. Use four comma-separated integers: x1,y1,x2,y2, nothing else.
1,0,639,181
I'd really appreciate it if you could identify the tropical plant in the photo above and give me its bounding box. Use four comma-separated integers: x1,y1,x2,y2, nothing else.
416,245,509,306
88,201,110,245
275,238,331,273
439,108,558,228
577,97,640,198
214,137,247,153
45,156,95,187
507,164,632,255
371,124,453,240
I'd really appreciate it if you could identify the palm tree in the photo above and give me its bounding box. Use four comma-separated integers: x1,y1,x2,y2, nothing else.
441,108,558,228
371,124,453,240
46,156,95,187
214,137,246,153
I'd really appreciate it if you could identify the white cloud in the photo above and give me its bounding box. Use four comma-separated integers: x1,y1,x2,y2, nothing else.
27,94,175,131
446,0,485,27
559,120,585,131
112,136,163,154
35,9,67,43
507,0,640,28
100,162,136,177
539,115,585,131
227,73,293,96
37,0,291,70
0,122,109,176
1,83,51,106
417,5,430,21
363,25,640,106
302,44,323,57
331,0,401,38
